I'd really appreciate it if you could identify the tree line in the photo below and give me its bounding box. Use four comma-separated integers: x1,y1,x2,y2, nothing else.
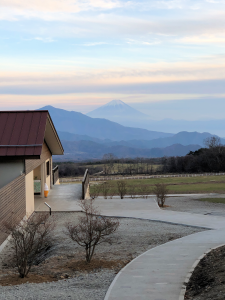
161,137,225,174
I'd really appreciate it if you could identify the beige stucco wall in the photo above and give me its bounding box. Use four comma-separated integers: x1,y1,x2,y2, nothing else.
85,185,90,199
33,165,41,180
25,171,34,216
46,159,51,190
55,178,60,185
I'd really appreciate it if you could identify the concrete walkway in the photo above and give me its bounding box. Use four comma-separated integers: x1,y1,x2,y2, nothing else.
35,184,82,212
99,197,225,300
34,185,225,299
95,197,225,229
105,228,225,300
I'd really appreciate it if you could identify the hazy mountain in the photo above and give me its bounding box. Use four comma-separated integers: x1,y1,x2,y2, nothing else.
86,100,225,136
87,99,149,120
39,106,172,141
56,140,201,160
101,131,225,149
57,131,111,144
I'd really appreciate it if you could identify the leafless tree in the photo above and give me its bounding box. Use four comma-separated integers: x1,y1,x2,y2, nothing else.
2,213,55,278
129,185,136,198
90,184,101,199
65,199,119,263
101,181,110,199
152,183,169,207
117,180,127,199
204,136,222,149
140,185,150,199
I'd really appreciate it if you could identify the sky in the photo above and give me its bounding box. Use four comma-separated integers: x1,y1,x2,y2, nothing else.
0,0,225,120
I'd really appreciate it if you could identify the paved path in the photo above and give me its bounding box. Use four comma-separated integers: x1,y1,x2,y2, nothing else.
35,184,82,212
98,196,225,300
34,185,225,299
95,197,225,229
105,229,225,300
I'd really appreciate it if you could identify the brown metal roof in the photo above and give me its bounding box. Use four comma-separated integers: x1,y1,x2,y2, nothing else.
0,111,48,157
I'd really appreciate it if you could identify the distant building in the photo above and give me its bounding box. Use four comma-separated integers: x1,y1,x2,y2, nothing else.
0,110,64,246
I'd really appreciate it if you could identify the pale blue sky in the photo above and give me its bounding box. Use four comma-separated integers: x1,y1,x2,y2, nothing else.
0,0,225,119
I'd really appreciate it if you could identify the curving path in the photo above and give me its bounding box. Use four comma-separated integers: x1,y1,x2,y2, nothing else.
96,197,225,300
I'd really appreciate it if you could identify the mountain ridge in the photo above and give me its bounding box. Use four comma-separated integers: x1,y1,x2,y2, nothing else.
39,105,172,141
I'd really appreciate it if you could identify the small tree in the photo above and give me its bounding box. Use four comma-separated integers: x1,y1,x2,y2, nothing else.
3,213,55,278
117,180,127,199
90,184,101,199
140,185,149,199
153,183,169,207
65,199,119,263
129,185,136,198
101,181,110,199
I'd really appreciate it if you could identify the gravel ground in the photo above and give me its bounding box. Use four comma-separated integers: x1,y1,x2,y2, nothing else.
164,194,225,216
185,246,225,300
0,212,206,300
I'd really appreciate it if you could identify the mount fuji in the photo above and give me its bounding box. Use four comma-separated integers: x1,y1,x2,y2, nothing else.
86,100,151,127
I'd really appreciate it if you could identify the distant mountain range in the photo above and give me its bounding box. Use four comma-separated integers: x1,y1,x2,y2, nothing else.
40,106,172,141
86,100,225,137
38,105,224,161
56,140,201,161
87,99,150,123
58,130,224,149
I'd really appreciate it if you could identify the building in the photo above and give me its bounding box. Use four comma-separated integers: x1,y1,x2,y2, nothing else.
0,110,64,246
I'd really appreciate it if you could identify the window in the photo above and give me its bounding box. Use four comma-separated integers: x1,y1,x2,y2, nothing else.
46,161,50,176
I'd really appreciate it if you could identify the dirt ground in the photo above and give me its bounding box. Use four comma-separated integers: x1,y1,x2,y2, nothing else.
185,245,225,300
0,212,204,287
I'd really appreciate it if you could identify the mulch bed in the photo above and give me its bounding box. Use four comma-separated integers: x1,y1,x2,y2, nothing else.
185,245,225,299
0,257,130,286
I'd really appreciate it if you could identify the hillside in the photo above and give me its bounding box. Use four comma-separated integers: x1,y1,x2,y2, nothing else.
55,140,201,160
39,106,172,141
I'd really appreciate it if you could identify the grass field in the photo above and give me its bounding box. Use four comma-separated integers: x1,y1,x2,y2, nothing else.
198,198,225,204
90,175,225,195
85,163,161,174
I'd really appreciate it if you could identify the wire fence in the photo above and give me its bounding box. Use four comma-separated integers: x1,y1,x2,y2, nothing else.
60,172,225,183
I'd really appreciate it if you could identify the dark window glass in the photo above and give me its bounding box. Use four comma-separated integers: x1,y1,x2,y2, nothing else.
46,161,50,176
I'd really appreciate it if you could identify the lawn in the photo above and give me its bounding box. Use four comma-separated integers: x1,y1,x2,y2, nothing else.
198,198,225,204
90,175,225,195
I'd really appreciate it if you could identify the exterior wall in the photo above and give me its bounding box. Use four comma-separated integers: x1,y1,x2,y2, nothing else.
0,160,25,189
33,165,41,180
55,178,60,185
46,159,51,190
82,169,89,199
0,174,26,246
25,142,52,175
25,171,34,216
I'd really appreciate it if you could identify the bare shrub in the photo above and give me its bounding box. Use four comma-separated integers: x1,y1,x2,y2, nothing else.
109,185,116,199
128,185,136,198
117,180,127,199
140,185,150,199
65,199,119,263
2,213,55,278
90,184,101,199
101,182,110,199
152,183,169,207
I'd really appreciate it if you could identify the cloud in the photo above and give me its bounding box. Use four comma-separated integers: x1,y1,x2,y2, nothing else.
178,34,225,44
0,56,224,95
125,38,161,45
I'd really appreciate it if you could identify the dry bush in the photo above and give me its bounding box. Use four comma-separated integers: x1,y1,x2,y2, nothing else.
117,180,127,199
140,185,150,199
101,182,110,199
109,185,116,199
2,213,55,278
90,184,101,199
129,185,136,198
65,199,119,263
152,183,169,207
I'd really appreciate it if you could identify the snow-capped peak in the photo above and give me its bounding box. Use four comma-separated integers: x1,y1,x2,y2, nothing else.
104,100,127,107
